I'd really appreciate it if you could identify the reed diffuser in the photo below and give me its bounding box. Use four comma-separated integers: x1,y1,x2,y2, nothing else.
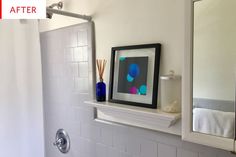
96,59,107,101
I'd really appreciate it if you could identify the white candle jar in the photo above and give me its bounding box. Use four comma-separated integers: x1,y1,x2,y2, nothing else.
160,71,181,113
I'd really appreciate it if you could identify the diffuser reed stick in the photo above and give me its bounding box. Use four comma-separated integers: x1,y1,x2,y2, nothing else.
96,59,107,82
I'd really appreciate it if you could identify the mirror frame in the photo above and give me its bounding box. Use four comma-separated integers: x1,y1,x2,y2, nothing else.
182,0,234,151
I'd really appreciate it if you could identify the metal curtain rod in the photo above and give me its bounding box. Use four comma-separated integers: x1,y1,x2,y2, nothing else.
46,8,92,21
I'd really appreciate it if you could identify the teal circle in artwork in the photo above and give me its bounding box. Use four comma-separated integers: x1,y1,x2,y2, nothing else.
139,85,147,95
119,57,126,61
127,74,134,82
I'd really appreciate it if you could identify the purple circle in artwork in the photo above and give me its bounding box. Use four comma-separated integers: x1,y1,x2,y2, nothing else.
129,87,138,94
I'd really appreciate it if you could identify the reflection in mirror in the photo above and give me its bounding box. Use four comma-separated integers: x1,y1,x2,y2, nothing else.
192,0,236,139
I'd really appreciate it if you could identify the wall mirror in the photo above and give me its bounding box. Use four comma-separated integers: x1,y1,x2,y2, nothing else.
183,0,236,151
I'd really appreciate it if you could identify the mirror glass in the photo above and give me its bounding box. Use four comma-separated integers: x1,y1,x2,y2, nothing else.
192,0,236,139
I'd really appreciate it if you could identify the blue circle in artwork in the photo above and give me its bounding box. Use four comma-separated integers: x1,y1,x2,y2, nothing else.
139,85,147,95
127,74,134,82
128,64,140,78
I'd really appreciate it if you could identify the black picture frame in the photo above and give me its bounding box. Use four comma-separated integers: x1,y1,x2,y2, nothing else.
109,43,161,108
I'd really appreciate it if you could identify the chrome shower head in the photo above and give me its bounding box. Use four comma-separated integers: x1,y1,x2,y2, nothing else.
46,1,63,19
49,1,63,9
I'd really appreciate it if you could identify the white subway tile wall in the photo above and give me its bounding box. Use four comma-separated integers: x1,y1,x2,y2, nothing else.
40,23,234,157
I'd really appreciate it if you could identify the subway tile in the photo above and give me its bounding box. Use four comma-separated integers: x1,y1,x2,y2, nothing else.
64,48,74,62
64,30,77,47
120,152,133,157
96,143,108,157
78,62,89,77
77,30,88,46
87,140,96,157
80,107,95,122
140,140,157,157
69,63,79,77
126,134,141,155
181,141,206,153
82,47,88,61
177,149,198,157
199,152,216,157
177,149,183,157
81,123,101,142
100,126,113,146
83,138,95,155
64,121,81,137
108,147,122,157
70,93,90,105
216,151,236,157
73,77,89,93
75,137,87,154
74,47,84,62
112,126,128,151
107,147,134,157
158,143,176,157
127,126,182,148
72,106,81,122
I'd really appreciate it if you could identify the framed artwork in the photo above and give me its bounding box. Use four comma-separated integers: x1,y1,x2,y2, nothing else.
109,43,161,108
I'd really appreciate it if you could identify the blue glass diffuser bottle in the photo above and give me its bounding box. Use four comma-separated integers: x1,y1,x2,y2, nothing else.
96,79,106,101
96,59,107,102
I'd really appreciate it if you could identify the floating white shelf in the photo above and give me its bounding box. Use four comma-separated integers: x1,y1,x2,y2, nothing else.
84,100,181,135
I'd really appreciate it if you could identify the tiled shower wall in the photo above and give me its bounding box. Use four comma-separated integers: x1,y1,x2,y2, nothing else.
40,22,235,157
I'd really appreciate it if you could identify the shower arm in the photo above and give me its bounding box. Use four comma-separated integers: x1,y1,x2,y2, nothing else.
46,7,92,21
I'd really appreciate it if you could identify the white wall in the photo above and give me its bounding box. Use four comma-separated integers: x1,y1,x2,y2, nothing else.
193,0,236,101
40,0,184,80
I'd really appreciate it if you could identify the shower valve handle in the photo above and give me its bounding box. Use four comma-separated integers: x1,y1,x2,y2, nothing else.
53,129,70,153
53,137,64,147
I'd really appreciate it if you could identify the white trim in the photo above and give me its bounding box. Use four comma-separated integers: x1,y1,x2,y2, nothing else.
182,0,234,151
85,100,181,135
